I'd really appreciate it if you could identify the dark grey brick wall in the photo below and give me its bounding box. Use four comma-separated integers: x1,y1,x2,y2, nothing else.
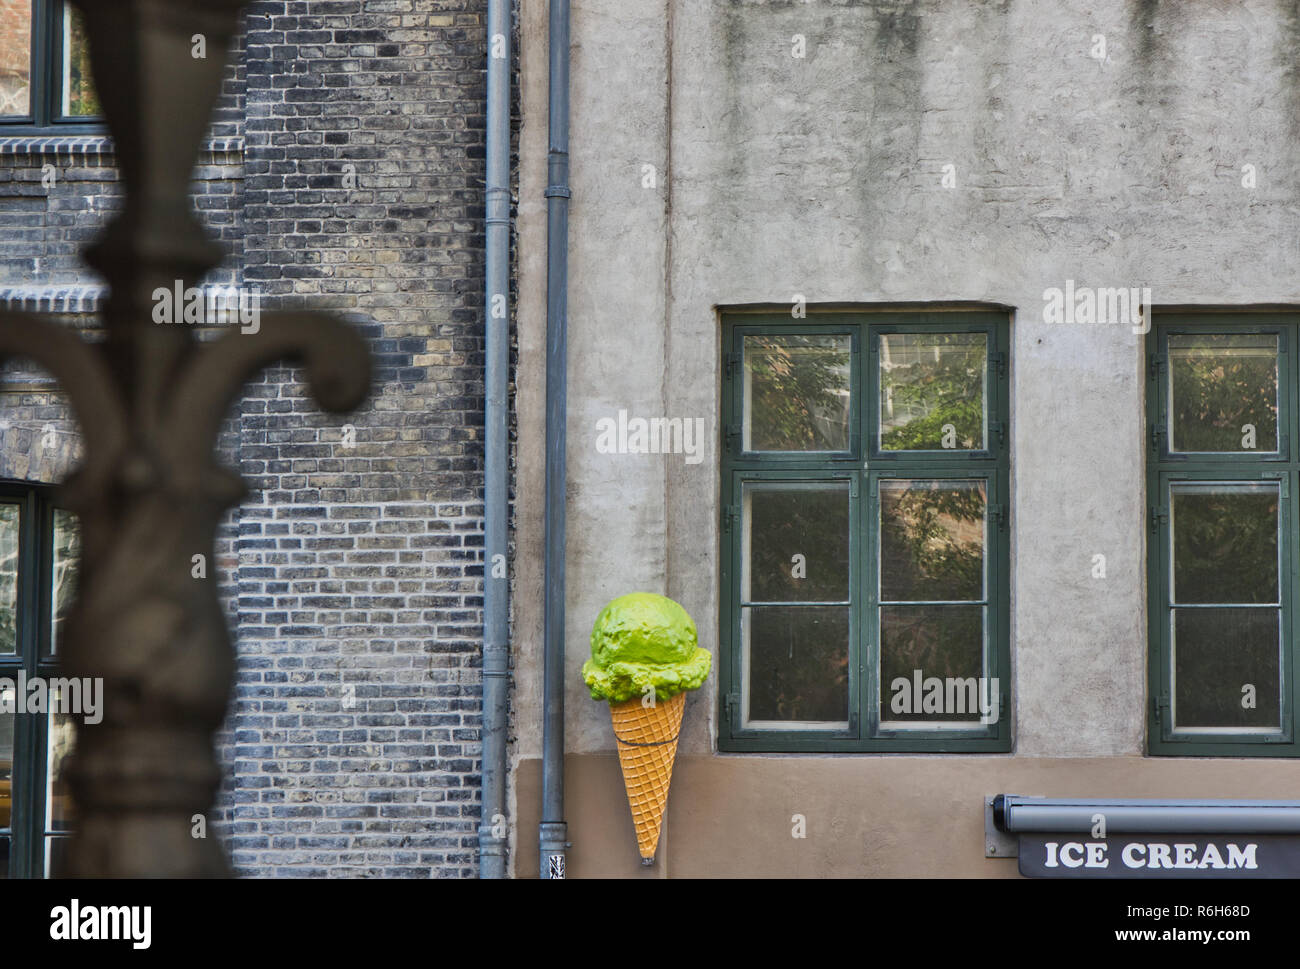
0,5,245,287
0,141,243,287
0,0,514,879
217,0,499,880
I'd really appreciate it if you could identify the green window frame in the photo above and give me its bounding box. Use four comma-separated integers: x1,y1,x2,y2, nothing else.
1146,312,1300,756
0,483,79,877
0,1,102,134
719,311,1011,752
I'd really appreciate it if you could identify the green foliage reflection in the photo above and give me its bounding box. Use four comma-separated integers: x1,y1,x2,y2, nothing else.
1170,336,1277,452
748,606,849,723
881,481,984,602
745,336,850,451
880,334,985,450
1173,488,1277,604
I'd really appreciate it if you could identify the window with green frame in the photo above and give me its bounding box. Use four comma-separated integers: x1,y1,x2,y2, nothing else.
0,1,101,132
0,483,80,877
719,311,1010,752
1147,312,1300,756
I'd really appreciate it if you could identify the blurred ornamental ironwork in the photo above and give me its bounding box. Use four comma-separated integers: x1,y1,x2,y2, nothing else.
0,0,370,876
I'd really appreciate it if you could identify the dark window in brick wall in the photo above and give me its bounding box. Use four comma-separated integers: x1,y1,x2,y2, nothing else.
0,483,79,878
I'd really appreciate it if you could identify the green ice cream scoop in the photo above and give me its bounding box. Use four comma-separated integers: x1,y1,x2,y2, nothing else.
582,592,712,703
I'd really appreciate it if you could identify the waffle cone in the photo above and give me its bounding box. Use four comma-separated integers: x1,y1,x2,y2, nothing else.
609,690,686,862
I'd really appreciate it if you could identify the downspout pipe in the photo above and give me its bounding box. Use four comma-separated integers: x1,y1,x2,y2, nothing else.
539,0,571,879
478,0,511,879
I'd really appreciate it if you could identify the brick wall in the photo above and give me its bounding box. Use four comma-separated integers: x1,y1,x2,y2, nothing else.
212,0,504,880
0,141,243,286
0,0,516,878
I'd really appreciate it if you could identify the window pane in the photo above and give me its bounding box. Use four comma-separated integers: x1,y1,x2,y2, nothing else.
879,332,986,450
51,509,80,654
0,0,32,116
744,482,848,603
880,479,985,602
1173,607,1280,730
880,604,986,724
61,3,98,117
46,690,75,832
0,701,11,830
742,605,848,727
1169,334,1278,453
0,504,18,655
44,835,68,878
1172,484,1277,605
742,335,850,451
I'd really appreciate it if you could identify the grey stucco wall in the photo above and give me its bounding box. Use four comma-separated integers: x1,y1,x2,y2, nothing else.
512,0,1300,828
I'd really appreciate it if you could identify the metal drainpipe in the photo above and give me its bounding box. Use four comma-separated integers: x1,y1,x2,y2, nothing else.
478,0,511,879
539,0,571,879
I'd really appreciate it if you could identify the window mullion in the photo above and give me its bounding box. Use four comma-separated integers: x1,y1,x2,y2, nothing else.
47,0,64,126
34,0,51,129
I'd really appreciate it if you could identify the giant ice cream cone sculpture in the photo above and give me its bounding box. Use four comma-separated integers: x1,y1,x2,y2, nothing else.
583,593,711,864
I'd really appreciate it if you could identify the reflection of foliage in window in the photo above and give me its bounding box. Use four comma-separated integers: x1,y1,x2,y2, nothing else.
878,480,985,722
746,486,849,722
65,5,100,117
52,510,80,650
0,506,17,653
1173,490,1277,604
748,487,848,603
1174,608,1279,728
880,335,984,450
881,482,984,602
1171,489,1281,725
1167,476,1280,731
749,607,849,723
746,336,849,451
1170,337,1277,452
880,605,983,721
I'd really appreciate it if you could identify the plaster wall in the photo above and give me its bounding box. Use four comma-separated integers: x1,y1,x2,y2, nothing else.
512,0,1300,876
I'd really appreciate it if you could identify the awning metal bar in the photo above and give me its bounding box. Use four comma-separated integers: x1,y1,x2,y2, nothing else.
994,795,1300,835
